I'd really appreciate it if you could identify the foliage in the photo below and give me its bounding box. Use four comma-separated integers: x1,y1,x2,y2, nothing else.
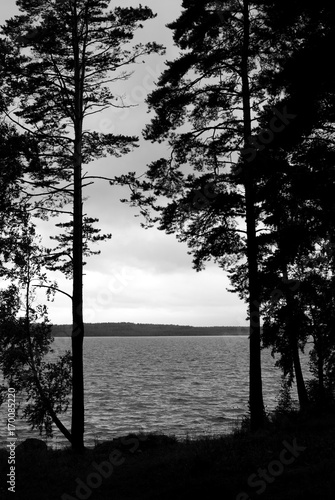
0,218,72,438
0,119,42,276
305,379,334,410
0,285,72,437
275,376,295,415
23,351,72,436
48,217,112,278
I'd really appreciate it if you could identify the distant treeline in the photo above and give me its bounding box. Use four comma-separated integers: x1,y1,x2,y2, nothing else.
51,323,249,337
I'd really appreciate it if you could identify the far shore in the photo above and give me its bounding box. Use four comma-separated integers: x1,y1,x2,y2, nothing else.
51,322,250,337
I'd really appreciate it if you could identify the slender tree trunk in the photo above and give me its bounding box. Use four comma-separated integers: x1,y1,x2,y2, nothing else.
71,4,85,452
282,267,309,411
315,335,325,404
241,0,264,431
71,134,84,451
291,339,309,410
71,146,84,451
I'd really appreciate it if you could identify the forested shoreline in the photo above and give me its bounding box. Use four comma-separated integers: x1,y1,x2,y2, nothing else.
51,323,249,337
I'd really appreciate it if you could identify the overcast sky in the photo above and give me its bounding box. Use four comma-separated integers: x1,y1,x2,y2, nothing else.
1,0,248,327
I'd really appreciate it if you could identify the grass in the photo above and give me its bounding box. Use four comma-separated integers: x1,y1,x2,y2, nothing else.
0,410,334,500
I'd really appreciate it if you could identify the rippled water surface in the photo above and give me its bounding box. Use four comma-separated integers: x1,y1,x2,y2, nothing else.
0,335,308,448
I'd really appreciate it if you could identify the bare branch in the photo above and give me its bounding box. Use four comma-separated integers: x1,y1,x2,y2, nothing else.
32,284,73,300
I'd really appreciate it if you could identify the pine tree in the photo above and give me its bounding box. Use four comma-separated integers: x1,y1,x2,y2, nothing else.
254,0,335,410
2,0,163,450
115,0,278,429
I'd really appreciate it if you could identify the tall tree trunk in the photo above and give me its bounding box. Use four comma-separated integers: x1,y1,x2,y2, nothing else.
71,136,84,451
241,0,264,431
315,335,325,404
71,4,85,452
291,338,309,410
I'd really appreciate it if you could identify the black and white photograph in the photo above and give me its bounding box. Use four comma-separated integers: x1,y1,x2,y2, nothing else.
0,1,334,499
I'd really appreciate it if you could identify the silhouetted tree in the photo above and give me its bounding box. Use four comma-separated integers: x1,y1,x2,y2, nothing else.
0,118,41,274
296,250,335,407
0,223,72,441
2,0,163,451
254,0,335,410
113,0,295,430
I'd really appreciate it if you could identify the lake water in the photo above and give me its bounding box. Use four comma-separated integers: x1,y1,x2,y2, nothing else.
0,336,309,449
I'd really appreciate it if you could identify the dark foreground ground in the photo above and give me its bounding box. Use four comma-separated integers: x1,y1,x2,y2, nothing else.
0,411,334,500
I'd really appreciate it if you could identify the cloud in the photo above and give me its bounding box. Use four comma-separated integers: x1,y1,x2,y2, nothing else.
44,260,247,327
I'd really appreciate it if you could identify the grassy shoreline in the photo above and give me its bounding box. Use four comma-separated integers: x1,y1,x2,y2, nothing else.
0,411,334,500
